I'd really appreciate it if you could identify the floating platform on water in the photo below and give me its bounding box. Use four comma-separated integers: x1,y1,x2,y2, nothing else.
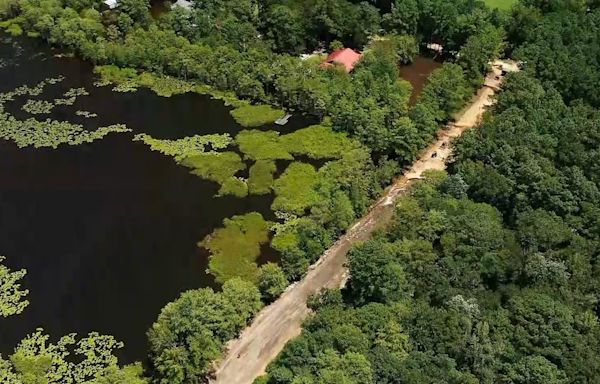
275,114,292,125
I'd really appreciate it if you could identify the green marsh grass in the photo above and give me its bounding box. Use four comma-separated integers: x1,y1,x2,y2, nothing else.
248,160,277,195
229,105,286,127
200,212,270,283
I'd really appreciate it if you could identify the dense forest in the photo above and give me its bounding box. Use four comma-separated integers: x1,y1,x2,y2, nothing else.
262,1,600,384
1,0,599,383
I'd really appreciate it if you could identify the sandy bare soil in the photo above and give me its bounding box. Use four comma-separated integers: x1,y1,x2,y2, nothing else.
211,61,513,384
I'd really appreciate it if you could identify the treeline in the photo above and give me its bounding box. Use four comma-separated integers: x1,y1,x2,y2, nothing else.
263,2,600,383
0,0,508,382
1,0,504,160
509,3,600,107
263,167,600,383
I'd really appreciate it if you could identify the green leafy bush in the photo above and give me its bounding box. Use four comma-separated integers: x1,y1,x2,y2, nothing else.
148,279,261,383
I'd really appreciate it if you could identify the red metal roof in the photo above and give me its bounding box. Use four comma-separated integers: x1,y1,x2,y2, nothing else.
321,48,362,73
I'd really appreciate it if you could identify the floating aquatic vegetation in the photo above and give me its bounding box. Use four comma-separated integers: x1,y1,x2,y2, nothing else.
64,87,89,98
248,160,276,195
137,72,194,97
22,99,54,114
97,67,195,96
133,133,232,161
54,87,89,106
75,110,97,118
180,152,247,197
280,124,359,159
0,79,129,148
94,65,249,105
219,176,248,198
271,162,320,215
236,125,358,162
235,130,293,160
6,76,64,99
229,104,286,127
54,97,76,106
113,81,138,93
0,112,130,148
200,212,270,283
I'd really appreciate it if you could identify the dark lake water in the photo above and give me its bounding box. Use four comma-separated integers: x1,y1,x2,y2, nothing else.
0,33,439,363
0,35,310,362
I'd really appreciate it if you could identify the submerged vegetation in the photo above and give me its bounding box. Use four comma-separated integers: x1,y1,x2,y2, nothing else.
200,212,270,283
229,104,286,127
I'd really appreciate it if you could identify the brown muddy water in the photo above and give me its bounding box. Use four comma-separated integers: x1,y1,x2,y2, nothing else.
401,56,443,105
0,33,438,362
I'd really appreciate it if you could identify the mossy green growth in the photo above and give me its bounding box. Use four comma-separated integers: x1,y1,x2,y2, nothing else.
248,160,276,195
219,177,248,198
236,130,292,160
236,125,356,162
133,133,232,161
201,212,270,283
180,152,247,197
272,162,320,214
230,105,286,127
280,124,358,159
94,65,250,103
94,65,138,86
137,72,194,97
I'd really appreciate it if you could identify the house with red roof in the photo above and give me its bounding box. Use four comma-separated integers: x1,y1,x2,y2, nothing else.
320,48,362,73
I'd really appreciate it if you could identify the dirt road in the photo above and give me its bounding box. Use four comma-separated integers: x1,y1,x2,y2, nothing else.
212,61,514,384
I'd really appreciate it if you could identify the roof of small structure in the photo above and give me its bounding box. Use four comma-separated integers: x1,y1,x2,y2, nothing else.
321,48,362,73
104,0,118,8
171,0,192,10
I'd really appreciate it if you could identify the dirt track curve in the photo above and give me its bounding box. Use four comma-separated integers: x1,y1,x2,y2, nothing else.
212,61,516,384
